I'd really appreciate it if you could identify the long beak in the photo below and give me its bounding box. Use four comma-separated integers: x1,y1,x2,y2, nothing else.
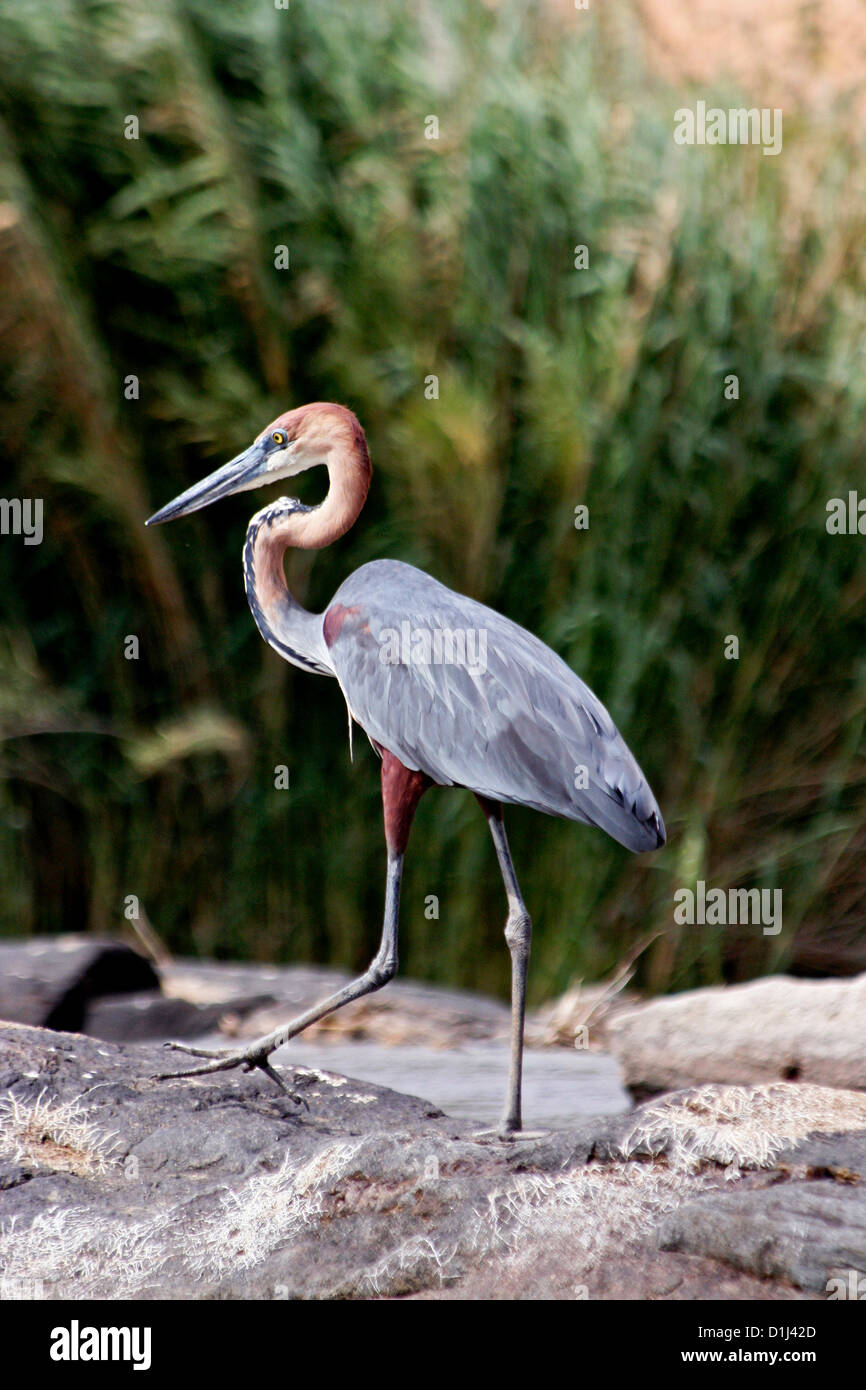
145,442,266,526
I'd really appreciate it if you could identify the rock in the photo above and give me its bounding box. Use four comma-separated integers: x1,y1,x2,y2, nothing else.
604,973,866,1095
0,937,158,1032
415,1247,816,1302
1,1024,864,1299
622,1083,866,1295
161,959,511,1048
660,1186,866,1294
83,991,278,1042
0,937,511,1048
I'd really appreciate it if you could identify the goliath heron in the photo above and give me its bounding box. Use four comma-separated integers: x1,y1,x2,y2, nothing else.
146,402,664,1138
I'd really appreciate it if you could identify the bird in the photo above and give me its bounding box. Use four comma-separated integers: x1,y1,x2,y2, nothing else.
146,401,665,1139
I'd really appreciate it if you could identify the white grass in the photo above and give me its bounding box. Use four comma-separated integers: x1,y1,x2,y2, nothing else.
0,1091,119,1177
620,1082,866,1174
186,1141,366,1279
2,1083,862,1298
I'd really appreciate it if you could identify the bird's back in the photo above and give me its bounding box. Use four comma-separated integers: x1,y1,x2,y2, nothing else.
323,559,664,852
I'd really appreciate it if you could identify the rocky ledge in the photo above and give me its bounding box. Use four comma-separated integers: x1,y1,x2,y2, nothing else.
604,972,866,1095
1,1021,865,1300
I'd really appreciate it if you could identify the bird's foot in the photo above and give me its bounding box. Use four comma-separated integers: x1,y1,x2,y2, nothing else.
157,1041,308,1108
471,1125,550,1144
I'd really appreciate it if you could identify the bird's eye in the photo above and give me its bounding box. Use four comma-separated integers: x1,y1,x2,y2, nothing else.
272,430,286,446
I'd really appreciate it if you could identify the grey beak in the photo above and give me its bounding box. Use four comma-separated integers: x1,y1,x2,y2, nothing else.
145,442,265,526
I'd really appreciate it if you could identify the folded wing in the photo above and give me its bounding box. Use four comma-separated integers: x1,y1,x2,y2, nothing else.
324,560,665,853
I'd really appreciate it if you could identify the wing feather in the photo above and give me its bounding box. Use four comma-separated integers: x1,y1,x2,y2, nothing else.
324,560,664,851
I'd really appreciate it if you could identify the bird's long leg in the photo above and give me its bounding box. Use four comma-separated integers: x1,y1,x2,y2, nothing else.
476,796,535,1140
158,750,430,1092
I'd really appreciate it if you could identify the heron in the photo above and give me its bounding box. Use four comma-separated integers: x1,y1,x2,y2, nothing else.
146,402,665,1138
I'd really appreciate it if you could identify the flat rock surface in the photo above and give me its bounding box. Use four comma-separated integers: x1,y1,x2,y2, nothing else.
176,1032,632,1127
157,957,631,1122
1,1023,864,1299
604,973,866,1095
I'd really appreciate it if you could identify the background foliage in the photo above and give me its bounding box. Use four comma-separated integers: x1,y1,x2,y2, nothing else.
0,0,864,1001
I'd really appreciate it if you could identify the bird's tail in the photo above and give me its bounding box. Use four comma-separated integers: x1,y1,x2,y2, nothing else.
589,764,666,853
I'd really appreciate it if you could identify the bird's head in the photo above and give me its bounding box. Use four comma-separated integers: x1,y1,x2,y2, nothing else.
145,402,367,526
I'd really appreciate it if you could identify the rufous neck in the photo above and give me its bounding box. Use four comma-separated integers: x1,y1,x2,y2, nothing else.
241,430,371,674
287,438,371,549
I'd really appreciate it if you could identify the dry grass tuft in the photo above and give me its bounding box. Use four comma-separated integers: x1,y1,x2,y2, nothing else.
0,1091,119,1178
620,1082,866,1173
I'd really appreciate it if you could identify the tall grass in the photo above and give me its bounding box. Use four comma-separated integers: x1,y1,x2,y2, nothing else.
0,0,864,1001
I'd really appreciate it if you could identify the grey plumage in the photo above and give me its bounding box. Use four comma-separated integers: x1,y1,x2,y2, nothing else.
324,559,665,853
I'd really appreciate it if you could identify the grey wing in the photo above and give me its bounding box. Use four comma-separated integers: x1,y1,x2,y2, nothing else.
324,560,665,853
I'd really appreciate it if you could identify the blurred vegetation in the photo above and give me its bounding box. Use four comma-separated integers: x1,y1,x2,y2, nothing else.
0,0,864,1002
